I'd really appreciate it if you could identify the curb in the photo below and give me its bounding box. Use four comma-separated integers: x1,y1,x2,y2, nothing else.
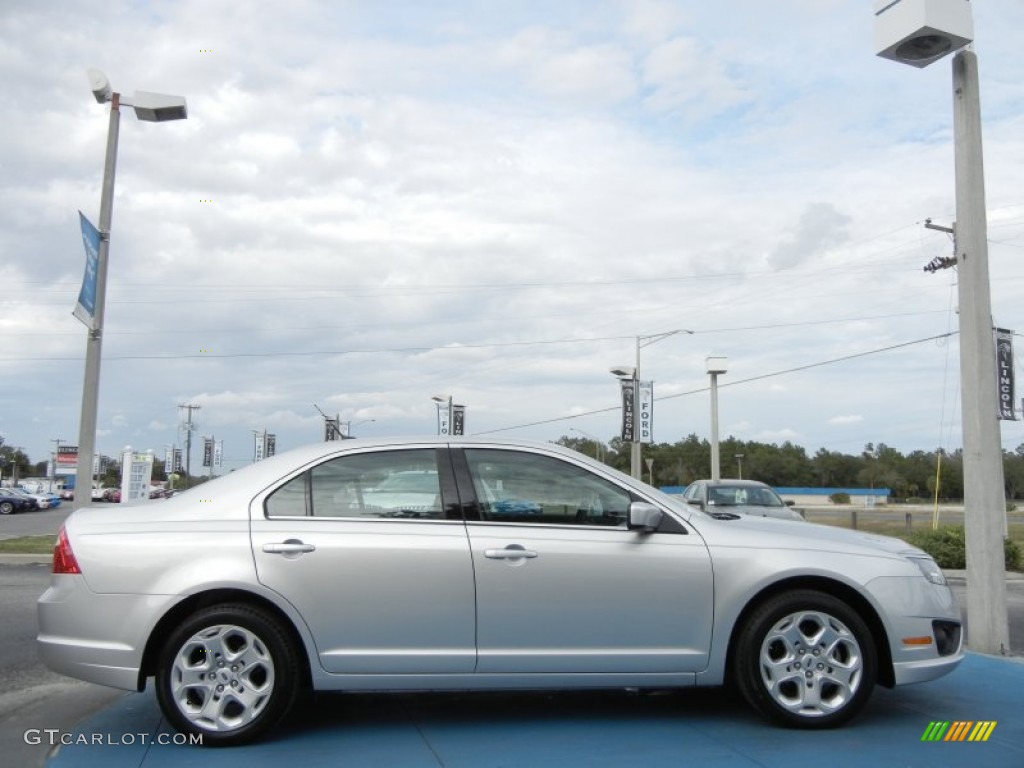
0,553,52,565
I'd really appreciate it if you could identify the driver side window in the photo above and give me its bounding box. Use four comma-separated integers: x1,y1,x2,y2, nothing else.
463,449,631,527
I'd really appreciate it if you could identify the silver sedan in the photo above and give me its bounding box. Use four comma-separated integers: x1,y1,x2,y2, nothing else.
38,437,962,746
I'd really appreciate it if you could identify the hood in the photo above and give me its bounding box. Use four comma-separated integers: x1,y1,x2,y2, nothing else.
690,513,925,559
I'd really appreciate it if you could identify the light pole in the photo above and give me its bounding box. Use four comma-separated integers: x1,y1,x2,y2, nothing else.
706,357,728,482
735,453,744,480
612,329,693,479
876,0,1008,655
74,70,187,509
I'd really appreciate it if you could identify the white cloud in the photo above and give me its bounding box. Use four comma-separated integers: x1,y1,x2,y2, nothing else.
1,0,1022,469
829,415,864,426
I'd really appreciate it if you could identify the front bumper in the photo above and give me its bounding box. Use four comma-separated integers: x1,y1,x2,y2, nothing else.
866,574,964,685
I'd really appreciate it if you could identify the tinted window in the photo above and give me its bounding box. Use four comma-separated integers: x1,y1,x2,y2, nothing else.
265,449,443,519
464,449,631,527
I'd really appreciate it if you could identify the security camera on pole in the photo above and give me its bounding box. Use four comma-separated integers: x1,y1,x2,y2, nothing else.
875,0,1009,655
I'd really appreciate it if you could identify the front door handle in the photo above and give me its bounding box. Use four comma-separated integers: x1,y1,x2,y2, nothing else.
484,546,538,560
263,540,316,555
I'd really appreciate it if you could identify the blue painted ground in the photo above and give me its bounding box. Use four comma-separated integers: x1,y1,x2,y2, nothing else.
47,653,1024,768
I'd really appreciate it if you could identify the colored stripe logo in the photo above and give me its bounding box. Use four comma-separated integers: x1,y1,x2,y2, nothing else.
921,721,997,742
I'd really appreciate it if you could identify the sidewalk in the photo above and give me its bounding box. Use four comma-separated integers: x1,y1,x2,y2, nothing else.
43,653,1024,768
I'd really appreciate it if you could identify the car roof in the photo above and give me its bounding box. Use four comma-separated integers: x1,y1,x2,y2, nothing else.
694,479,775,488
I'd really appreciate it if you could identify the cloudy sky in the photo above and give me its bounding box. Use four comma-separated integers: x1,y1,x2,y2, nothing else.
2,0,1024,472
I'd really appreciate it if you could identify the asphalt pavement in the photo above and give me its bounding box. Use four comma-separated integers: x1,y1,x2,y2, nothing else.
33,652,1024,768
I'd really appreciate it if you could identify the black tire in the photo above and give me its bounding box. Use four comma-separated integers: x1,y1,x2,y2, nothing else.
154,603,302,747
0,501,13,515
734,590,877,728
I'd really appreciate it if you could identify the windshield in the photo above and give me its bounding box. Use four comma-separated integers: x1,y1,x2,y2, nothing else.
707,485,785,508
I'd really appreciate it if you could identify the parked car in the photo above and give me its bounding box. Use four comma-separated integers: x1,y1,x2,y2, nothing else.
0,489,38,514
39,490,62,508
61,489,74,501
360,469,442,517
681,479,805,521
101,488,121,503
38,438,963,747
7,487,46,510
90,487,106,502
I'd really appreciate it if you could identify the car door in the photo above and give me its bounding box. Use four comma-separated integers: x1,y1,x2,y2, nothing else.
250,446,476,675
457,447,714,675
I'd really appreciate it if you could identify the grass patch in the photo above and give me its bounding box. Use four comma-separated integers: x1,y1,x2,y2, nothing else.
0,535,55,554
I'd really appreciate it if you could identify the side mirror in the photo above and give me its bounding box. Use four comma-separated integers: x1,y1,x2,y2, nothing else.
784,500,795,507
627,501,663,533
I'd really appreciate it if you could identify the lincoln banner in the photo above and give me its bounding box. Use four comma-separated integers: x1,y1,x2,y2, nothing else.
996,328,1015,420
619,379,636,441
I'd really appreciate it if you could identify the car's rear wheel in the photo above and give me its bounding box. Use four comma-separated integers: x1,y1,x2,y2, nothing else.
155,603,301,746
734,590,877,728
0,501,13,515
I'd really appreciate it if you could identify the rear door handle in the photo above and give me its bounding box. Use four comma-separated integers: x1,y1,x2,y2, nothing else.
263,540,316,555
484,546,538,560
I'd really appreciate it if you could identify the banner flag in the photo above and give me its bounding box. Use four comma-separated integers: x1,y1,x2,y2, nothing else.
74,212,101,329
266,434,276,457
437,406,451,435
452,405,465,435
996,328,1016,420
254,433,264,462
620,379,636,441
637,380,654,444
325,417,341,441
202,438,213,468
214,440,223,468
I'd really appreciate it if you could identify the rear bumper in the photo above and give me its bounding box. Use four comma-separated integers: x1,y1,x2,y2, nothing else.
37,575,172,692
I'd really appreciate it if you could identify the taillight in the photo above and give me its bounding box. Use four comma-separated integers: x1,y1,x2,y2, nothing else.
53,526,81,574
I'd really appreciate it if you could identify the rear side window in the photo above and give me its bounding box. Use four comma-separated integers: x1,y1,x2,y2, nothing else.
265,449,443,519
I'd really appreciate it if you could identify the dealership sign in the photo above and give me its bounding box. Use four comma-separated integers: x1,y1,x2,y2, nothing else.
995,328,1015,420
619,380,654,444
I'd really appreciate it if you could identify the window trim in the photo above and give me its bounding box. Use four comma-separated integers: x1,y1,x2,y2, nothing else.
262,447,464,522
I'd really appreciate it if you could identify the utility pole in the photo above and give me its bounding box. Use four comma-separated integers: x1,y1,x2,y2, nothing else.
178,404,200,487
953,50,1010,655
50,438,63,492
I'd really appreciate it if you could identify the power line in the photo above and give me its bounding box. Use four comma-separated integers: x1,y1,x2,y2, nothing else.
475,332,958,436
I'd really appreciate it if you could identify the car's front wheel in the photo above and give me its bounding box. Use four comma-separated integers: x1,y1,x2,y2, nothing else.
155,603,302,746
0,501,13,515
734,590,877,728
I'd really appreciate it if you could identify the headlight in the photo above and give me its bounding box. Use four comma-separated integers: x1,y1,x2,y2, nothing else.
908,555,947,586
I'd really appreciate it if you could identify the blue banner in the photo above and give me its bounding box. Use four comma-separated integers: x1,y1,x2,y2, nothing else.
74,211,101,329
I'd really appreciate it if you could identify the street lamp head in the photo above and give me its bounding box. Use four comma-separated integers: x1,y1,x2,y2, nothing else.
706,356,728,375
609,366,636,379
431,395,451,404
874,0,973,69
86,70,188,121
127,90,188,122
87,69,112,103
